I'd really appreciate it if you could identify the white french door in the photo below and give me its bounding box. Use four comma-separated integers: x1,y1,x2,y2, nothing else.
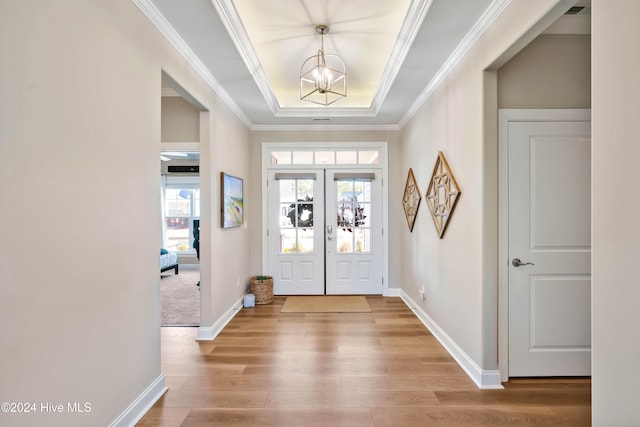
267,170,325,294
326,170,382,294
267,168,382,295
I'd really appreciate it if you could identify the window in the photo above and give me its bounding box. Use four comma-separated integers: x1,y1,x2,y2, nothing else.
270,150,380,165
164,188,200,253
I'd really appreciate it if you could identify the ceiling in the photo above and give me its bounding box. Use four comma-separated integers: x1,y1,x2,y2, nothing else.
144,0,590,129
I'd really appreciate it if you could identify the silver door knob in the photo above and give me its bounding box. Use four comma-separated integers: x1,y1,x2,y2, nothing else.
512,258,534,267
327,236,333,241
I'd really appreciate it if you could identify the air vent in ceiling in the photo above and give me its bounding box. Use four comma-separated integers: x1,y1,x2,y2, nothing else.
565,6,585,14
167,165,199,173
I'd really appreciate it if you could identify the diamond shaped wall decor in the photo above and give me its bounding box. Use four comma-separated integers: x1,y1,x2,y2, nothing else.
402,168,421,232
426,151,461,238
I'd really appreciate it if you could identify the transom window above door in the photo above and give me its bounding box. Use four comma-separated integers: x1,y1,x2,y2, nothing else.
271,150,379,165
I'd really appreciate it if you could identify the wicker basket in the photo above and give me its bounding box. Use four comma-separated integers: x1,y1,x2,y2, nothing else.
249,276,274,304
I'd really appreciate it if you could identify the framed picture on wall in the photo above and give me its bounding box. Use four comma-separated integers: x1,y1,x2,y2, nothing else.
221,172,243,228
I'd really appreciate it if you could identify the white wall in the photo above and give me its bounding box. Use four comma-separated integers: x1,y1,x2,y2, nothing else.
592,1,640,424
248,130,402,290
0,1,250,426
399,0,573,378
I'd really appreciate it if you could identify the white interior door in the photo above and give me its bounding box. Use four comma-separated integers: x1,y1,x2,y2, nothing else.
326,170,383,294
508,120,591,376
267,170,325,295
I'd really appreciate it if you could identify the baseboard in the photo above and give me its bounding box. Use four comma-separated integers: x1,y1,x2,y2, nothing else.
197,295,245,341
109,374,167,427
400,290,503,390
385,286,401,297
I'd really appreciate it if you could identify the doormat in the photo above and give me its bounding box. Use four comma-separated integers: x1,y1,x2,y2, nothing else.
281,296,371,313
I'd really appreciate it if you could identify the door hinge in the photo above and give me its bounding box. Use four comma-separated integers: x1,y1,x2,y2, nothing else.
267,228,269,236
382,277,384,285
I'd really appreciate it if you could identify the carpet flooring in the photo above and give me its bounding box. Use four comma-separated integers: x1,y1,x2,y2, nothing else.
280,295,371,313
160,268,200,326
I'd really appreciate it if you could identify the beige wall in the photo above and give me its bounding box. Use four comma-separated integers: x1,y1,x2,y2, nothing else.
205,101,251,322
592,1,640,424
0,1,250,426
161,96,200,142
399,0,574,375
498,34,591,109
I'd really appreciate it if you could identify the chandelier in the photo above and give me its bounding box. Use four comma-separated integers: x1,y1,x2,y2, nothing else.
299,25,347,106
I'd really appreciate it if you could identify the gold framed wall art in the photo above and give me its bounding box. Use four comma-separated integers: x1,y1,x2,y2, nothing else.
402,168,422,232
425,151,461,238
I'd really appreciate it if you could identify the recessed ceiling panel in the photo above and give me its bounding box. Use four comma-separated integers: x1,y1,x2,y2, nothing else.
233,0,411,108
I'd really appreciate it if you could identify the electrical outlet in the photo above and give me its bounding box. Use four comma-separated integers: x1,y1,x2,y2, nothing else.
420,286,426,300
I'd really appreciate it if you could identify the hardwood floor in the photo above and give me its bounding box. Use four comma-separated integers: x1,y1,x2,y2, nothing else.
137,296,591,426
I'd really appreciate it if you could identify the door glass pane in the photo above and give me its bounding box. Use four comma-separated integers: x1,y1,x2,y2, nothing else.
298,229,314,253
353,181,371,203
280,228,297,253
279,180,296,202
337,198,354,228
354,228,371,253
337,228,353,253
296,179,314,202
279,178,315,254
294,199,314,228
359,203,371,226
280,203,294,227
335,178,371,253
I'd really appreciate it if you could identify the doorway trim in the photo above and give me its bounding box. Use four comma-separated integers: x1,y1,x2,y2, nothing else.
498,109,592,382
261,141,390,295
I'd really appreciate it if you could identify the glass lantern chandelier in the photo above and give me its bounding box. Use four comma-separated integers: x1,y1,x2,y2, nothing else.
299,25,347,106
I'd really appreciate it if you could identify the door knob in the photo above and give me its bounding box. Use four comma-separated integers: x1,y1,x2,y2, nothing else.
327,236,333,241
512,258,534,267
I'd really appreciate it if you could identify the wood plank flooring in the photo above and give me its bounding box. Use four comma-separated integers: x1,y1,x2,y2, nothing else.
137,296,591,426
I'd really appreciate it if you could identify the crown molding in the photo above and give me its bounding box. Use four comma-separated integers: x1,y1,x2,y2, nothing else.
250,124,401,132
273,107,378,118
399,0,512,128
131,0,253,128
370,0,435,114
211,0,280,112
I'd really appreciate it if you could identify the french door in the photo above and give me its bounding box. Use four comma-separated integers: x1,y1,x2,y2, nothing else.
267,169,382,295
